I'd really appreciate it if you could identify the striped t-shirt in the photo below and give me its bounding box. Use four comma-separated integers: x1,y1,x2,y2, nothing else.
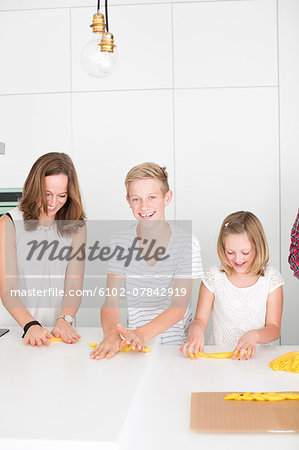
107,223,203,344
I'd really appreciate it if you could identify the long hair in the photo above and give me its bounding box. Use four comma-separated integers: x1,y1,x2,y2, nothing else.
19,152,86,234
217,211,269,276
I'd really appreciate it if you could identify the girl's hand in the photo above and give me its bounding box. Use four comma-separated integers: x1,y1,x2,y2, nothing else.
51,319,81,344
117,324,146,351
233,330,258,360
23,325,54,346
90,335,123,360
179,321,205,358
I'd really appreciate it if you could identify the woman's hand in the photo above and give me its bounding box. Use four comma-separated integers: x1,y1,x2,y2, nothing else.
23,325,54,346
90,335,123,360
233,330,258,360
179,320,205,358
51,318,81,344
117,323,146,351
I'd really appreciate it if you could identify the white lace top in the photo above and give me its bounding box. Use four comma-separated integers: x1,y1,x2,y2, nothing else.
203,265,284,345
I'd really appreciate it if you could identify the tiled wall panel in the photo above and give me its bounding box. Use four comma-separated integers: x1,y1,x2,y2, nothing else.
71,89,175,220
173,0,277,88
0,9,70,94
0,94,72,187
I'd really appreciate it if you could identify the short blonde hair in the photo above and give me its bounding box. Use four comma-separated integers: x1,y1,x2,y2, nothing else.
217,211,269,276
125,162,170,196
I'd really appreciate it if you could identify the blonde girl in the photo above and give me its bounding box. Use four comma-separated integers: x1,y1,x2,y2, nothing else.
180,211,284,360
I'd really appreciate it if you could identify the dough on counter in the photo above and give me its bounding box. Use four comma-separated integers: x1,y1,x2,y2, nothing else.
187,351,249,359
188,351,234,359
119,344,150,353
88,343,150,353
224,392,299,401
23,337,63,343
269,352,299,373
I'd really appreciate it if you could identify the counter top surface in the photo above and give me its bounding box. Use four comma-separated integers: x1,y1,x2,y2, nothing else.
1,328,299,450
120,341,299,450
0,327,153,450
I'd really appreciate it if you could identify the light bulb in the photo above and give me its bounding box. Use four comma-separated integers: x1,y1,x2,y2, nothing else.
81,13,118,78
81,32,109,78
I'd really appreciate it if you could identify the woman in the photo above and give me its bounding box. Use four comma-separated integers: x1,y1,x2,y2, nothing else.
0,152,86,346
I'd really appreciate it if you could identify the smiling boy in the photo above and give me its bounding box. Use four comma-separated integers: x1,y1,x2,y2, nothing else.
90,162,203,359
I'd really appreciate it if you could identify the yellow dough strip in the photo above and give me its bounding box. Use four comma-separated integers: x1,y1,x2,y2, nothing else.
188,351,234,359
188,351,250,359
224,392,299,401
22,337,63,343
89,343,150,353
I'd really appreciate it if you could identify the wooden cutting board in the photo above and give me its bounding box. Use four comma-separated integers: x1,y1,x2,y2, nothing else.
190,392,299,433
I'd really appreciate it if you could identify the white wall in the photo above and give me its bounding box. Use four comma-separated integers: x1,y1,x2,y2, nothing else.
0,0,297,342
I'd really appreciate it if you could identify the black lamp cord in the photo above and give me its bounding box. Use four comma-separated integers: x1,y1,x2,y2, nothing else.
97,0,109,33
105,0,109,33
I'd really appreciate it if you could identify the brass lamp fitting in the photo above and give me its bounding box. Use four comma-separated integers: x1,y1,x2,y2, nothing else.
90,13,106,33
100,32,116,53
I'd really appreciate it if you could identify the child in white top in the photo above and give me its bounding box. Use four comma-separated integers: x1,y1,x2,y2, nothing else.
180,211,284,360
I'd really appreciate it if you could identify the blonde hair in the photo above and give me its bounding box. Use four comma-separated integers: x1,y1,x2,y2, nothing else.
125,162,170,196
217,211,269,276
19,152,86,234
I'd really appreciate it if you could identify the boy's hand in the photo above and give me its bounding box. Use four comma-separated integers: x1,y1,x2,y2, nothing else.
52,319,81,344
179,321,205,358
233,330,258,360
90,335,123,360
117,324,146,352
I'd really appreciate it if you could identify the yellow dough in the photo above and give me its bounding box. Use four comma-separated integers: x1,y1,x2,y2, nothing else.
120,344,150,353
269,352,299,373
188,351,234,359
88,343,150,353
224,392,299,401
188,351,249,359
23,337,63,343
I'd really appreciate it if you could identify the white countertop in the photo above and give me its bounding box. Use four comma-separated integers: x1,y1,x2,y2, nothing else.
1,328,299,450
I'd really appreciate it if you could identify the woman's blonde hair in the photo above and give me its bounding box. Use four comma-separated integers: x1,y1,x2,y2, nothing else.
217,211,269,276
19,152,86,234
125,162,169,196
